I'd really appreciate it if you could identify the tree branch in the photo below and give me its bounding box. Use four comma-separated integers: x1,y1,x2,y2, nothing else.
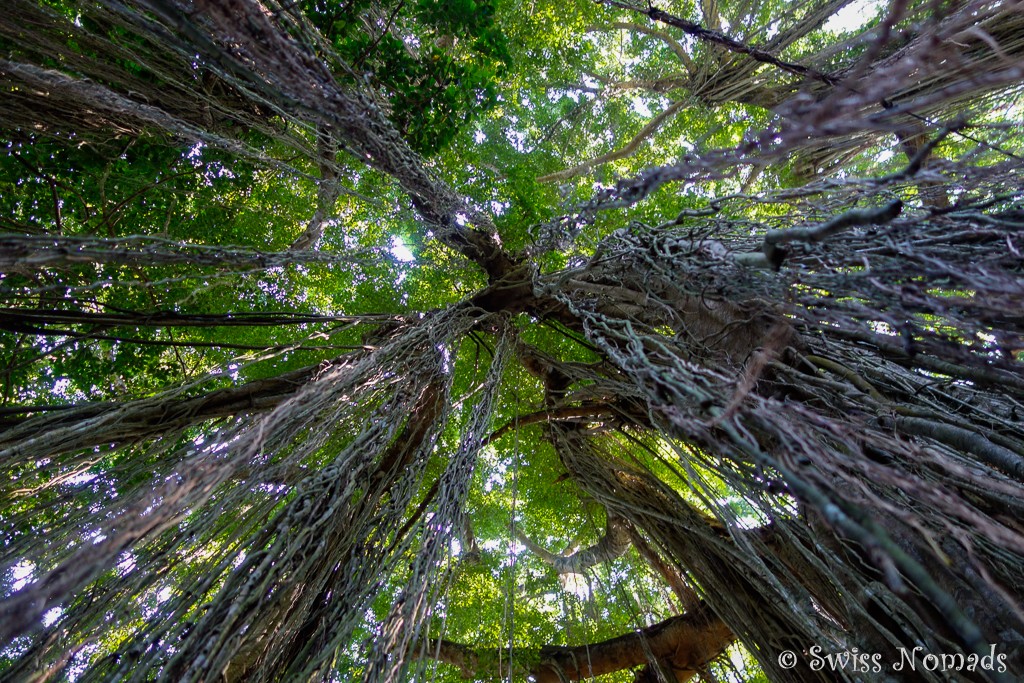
599,1,840,86
0,235,378,270
763,0,852,53
892,416,1024,482
735,200,903,269
589,22,695,72
764,199,903,247
485,406,618,446
517,514,632,574
0,352,363,460
289,128,341,250
630,529,702,612
878,125,958,183
146,0,517,279
605,74,690,95
423,601,732,682
537,99,687,183
0,308,391,331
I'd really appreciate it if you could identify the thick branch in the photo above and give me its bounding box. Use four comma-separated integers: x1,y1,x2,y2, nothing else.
0,355,357,461
0,235,375,270
0,308,387,331
517,514,631,574
426,601,732,682
114,0,515,279
289,130,342,250
735,200,903,269
764,199,903,246
630,529,702,612
893,416,1024,482
605,74,689,95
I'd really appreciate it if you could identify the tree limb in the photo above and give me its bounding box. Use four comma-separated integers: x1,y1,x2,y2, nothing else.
629,529,702,612
763,0,852,53
735,200,903,269
764,199,903,246
0,235,378,271
0,349,367,462
423,601,732,682
537,99,687,183
289,129,341,250
589,22,695,72
892,416,1024,482
484,406,618,446
600,1,840,86
0,308,389,330
147,0,518,279
516,514,631,574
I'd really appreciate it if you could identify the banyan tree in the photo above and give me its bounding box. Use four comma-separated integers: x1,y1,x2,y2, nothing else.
1,0,1023,681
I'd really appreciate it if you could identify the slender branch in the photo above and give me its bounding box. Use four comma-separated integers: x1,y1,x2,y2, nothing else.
484,406,617,446
351,0,407,69
764,199,903,246
0,308,397,331
599,1,840,86
734,200,904,269
6,150,91,222
537,99,687,183
588,22,695,72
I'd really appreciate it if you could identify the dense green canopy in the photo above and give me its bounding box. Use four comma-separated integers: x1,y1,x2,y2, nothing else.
1,0,1024,681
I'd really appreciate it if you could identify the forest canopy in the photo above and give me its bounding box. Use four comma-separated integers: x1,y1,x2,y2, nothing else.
1,0,1024,681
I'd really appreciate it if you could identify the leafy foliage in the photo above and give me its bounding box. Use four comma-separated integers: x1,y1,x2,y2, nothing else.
304,0,510,154
2,0,1024,682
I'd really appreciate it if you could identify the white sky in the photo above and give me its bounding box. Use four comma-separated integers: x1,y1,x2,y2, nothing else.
824,0,885,33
